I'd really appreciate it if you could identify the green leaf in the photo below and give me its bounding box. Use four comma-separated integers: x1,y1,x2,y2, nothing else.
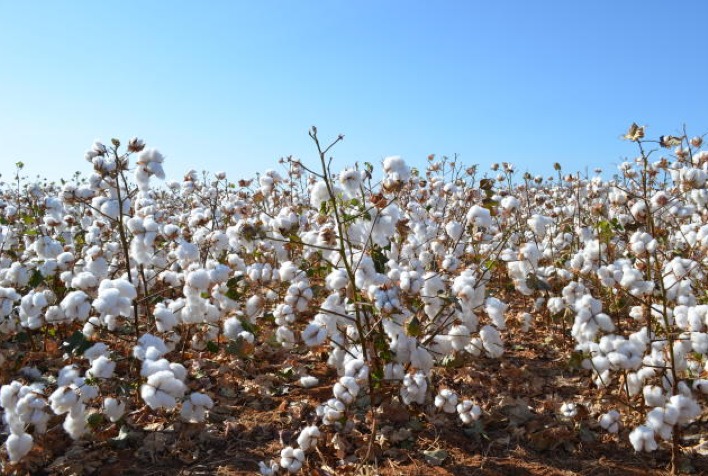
63,331,92,355
206,340,219,353
28,269,44,287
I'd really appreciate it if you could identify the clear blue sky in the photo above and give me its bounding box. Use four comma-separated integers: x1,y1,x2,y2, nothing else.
1,1,706,183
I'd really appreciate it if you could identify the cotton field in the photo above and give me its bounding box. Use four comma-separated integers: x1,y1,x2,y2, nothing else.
0,126,707,474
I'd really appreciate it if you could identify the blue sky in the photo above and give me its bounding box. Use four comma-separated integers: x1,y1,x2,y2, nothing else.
1,1,706,183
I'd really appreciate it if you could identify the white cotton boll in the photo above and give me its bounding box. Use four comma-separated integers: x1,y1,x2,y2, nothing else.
60,290,91,321
480,325,504,358
668,394,701,425
560,402,578,418
57,366,80,387
400,372,428,405
319,398,346,425
6,432,33,463
457,400,482,424
629,425,657,452
87,356,115,379
82,317,101,338
83,342,109,363
445,221,463,241
302,322,327,347
643,386,665,407
63,404,88,440
280,446,305,473
180,392,214,423
691,332,708,354
49,386,79,415
466,205,492,229
246,295,264,321
448,324,471,351
258,460,280,476
344,359,368,381
299,375,319,388
141,358,170,377
276,325,296,349
169,363,188,382
333,376,360,404
186,269,210,291
325,269,349,290
384,362,404,381
140,370,187,410
485,297,507,330
297,425,321,452
646,408,674,441
133,334,168,360
153,303,178,332
434,389,458,413
410,346,434,373
520,313,533,332
103,397,126,422
599,410,620,433
223,317,244,340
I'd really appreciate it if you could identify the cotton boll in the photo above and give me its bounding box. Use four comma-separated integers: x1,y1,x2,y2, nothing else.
140,370,187,410
133,334,168,360
63,404,88,440
448,324,471,351
6,432,33,463
325,269,349,290
154,303,178,332
319,398,346,425
479,325,504,358
643,386,665,407
333,376,360,404
434,389,458,413
49,386,79,415
410,346,434,373
87,356,116,379
57,365,80,387
400,372,427,405
296,425,321,452
279,446,305,473
560,402,578,418
344,359,368,382
83,342,109,363
629,425,657,452
103,397,126,422
258,460,280,476
485,297,507,330
302,322,328,347
299,375,319,388
180,392,214,423
599,409,620,433
457,400,482,424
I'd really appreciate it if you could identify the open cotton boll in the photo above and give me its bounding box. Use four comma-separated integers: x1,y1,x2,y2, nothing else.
133,334,168,360
325,269,349,290
400,372,428,405
6,432,33,463
333,376,360,405
83,342,109,363
299,375,319,388
87,356,116,379
434,389,458,413
599,409,620,433
296,425,321,452
258,460,280,476
302,322,328,347
103,397,126,422
63,404,88,439
49,386,80,415
485,297,507,330
318,398,346,425
457,400,482,424
479,325,504,358
629,425,657,452
560,402,578,418
140,370,187,410
279,446,305,473
180,392,214,423
344,359,368,382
